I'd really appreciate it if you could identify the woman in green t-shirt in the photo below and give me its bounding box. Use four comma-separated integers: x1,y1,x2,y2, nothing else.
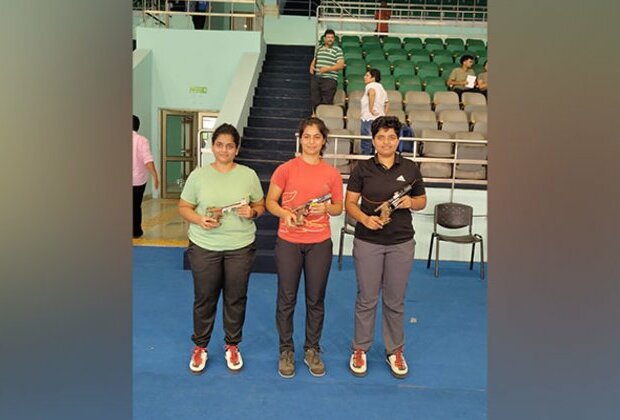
179,123,265,375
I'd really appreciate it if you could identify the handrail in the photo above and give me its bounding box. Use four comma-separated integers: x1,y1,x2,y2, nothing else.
317,0,487,42
293,133,488,199
135,0,265,30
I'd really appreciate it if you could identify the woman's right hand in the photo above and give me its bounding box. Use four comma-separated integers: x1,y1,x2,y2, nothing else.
282,210,298,227
362,214,384,230
198,216,220,230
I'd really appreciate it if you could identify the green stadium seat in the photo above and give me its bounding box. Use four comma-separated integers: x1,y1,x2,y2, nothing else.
424,43,445,54
367,60,391,76
362,35,382,45
381,75,396,90
403,38,423,50
341,35,360,45
466,39,486,48
346,68,367,81
423,76,446,88
365,51,387,62
386,50,408,64
347,81,366,93
441,63,460,78
425,37,444,46
342,45,363,56
393,65,416,80
410,49,431,64
397,75,422,89
433,54,454,67
400,84,423,94
346,58,366,69
362,44,384,57
382,37,402,49
467,44,487,56
445,38,465,52
392,59,411,68
452,50,468,61
424,84,448,99
417,63,440,78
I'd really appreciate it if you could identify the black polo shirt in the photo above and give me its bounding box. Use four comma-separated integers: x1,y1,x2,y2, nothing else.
347,154,426,245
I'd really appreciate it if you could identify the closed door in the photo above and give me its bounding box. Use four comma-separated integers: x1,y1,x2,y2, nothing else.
161,110,196,199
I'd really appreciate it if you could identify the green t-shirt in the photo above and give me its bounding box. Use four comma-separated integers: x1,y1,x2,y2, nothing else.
181,164,264,251
314,45,344,81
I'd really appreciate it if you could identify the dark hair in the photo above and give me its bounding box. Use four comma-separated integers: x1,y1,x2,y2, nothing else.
371,116,402,138
324,29,336,37
298,117,329,155
367,68,381,82
133,115,140,131
460,54,475,65
212,123,240,147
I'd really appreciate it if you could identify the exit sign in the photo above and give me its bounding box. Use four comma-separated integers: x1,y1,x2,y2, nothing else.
189,86,208,94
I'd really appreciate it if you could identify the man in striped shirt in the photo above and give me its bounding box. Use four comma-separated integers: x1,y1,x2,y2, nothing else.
309,29,345,113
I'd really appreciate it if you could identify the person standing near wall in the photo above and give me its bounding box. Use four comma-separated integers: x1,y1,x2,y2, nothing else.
266,117,344,379
309,29,345,113
375,0,391,36
132,115,159,238
190,1,209,30
179,123,265,375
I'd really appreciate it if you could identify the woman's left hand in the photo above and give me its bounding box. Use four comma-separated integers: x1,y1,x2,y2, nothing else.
235,204,255,219
396,196,413,209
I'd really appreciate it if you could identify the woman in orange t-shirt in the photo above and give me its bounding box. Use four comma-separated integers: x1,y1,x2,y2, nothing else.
266,117,343,379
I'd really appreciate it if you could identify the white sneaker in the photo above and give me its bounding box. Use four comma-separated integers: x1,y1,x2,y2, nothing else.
386,350,408,379
225,344,243,371
189,346,208,374
349,349,367,377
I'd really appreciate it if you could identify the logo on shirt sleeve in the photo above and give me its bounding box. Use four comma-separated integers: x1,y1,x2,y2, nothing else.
396,175,406,182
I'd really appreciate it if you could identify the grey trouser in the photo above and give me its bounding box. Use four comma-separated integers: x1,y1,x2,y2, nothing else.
351,237,415,355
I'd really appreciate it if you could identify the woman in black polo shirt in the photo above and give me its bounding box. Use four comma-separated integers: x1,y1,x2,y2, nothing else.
344,116,427,379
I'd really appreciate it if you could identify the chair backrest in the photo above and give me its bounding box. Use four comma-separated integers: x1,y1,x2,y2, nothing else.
462,92,487,106
408,110,437,122
386,90,403,107
434,203,473,231
404,91,431,105
438,109,468,123
316,104,344,119
433,91,460,106
333,89,346,108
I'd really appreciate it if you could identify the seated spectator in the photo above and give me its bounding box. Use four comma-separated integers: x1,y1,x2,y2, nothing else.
447,54,476,99
476,60,488,95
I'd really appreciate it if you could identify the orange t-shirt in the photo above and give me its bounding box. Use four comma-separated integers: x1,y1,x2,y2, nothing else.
270,157,343,244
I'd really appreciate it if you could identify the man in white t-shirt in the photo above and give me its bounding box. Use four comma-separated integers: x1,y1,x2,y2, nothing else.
360,68,389,155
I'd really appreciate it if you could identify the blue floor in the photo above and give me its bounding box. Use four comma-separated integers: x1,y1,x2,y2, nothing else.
133,247,487,419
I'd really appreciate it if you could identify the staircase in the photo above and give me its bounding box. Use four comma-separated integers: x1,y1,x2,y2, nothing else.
238,44,315,273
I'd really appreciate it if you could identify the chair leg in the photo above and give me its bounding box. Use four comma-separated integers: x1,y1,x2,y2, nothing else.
470,242,475,270
480,238,485,279
338,228,345,270
434,239,440,278
426,233,435,269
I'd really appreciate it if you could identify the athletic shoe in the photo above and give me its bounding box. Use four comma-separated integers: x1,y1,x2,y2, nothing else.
224,344,243,371
349,349,367,377
278,350,295,378
189,346,208,374
386,350,408,379
304,348,325,377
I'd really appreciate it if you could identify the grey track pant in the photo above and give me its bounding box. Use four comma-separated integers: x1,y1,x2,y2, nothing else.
351,237,415,355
